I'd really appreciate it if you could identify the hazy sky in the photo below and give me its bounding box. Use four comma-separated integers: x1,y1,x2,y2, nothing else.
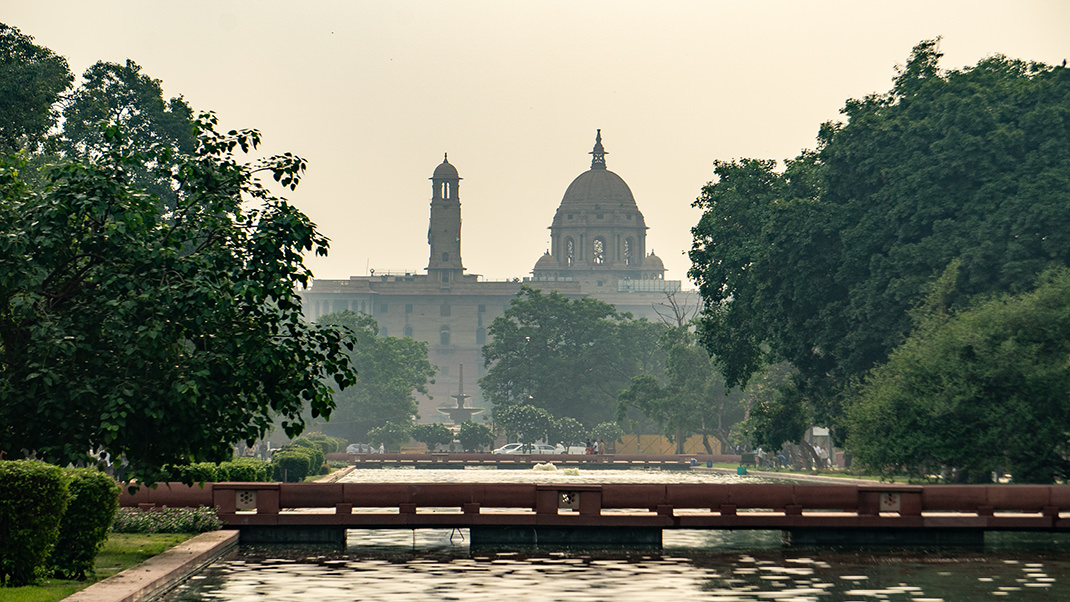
8,2,1069,284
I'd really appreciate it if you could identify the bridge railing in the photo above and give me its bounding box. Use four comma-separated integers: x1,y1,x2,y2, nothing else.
121,482,1070,529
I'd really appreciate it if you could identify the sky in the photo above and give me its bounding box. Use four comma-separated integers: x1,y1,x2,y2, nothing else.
7,1,1070,285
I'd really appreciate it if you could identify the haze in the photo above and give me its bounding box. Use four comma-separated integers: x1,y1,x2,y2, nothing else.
7,1,1068,283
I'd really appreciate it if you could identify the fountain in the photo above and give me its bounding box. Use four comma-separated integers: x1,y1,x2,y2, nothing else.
436,365,484,424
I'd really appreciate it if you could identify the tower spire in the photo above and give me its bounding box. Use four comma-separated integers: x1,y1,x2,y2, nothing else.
589,129,607,169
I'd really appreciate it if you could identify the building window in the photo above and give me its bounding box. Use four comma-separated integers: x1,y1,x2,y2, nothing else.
404,325,413,338
379,303,388,314
624,238,633,266
442,272,449,282
405,304,413,314
566,238,575,266
478,304,486,313
440,303,451,317
379,326,388,337
440,326,450,346
442,252,449,262
593,238,606,264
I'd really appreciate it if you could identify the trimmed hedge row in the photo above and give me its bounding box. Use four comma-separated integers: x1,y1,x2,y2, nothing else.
271,445,326,482
161,457,272,483
0,461,119,586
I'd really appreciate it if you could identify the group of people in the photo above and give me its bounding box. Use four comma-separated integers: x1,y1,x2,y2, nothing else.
584,439,607,455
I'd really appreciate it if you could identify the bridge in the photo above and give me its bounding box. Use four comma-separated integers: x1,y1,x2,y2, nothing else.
121,481,1070,546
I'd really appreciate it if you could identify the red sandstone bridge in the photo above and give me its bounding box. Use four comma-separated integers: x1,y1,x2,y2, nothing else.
121,480,1070,546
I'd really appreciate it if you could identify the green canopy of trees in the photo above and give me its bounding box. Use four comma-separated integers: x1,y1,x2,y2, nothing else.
848,267,1070,483
480,286,666,426
0,24,73,153
689,40,1070,448
315,310,436,443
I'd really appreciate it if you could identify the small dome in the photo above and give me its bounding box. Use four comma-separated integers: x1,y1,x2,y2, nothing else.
534,251,557,271
433,154,459,179
644,251,665,270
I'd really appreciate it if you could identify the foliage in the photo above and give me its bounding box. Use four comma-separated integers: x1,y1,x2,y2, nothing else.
0,460,69,586
290,432,347,455
162,463,220,484
618,326,745,453
0,24,73,153
270,449,313,483
549,416,586,447
495,404,554,449
457,421,494,452
316,310,436,442
847,267,1070,483
0,115,357,482
51,468,120,580
217,458,271,482
366,421,410,453
110,507,221,534
410,423,454,452
689,40,1070,447
481,286,666,426
590,422,625,446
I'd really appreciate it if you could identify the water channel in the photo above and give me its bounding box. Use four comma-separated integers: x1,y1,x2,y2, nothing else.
159,467,1070,601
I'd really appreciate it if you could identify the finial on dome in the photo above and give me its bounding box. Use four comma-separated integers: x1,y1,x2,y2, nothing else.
589,129,607,170
443,152,448,163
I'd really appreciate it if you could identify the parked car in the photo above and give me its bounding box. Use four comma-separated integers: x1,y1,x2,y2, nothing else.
346,443,373,454
492,443,557,454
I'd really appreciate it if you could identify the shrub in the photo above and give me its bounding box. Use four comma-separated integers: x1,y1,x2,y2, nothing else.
296,432,346,454
110,506,222,533
163,462,219,484
271,449,312,482
0,460,69,586
52,468,121,580
220,457,271,482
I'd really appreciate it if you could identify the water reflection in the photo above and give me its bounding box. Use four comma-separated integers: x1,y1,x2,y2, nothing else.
158,469,1070,601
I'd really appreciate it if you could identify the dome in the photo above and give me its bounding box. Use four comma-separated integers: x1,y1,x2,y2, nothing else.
534,251,557,271
433,154,459,179
644,251,665,270
558,168,637,210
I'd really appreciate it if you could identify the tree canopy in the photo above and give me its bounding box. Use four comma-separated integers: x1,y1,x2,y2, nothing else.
0,115,356,480
480,286,666,426
316,310,436,443
847,267,1070,484
689,40,1070,447
0,23,73,153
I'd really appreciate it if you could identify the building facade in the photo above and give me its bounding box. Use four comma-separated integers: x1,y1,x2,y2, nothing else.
300,133,696,422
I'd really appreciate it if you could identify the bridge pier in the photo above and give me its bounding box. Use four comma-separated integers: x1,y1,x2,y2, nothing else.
785,527,984,547
470,526,662,547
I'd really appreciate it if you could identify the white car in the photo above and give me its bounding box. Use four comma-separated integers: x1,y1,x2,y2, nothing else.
492,443,557,454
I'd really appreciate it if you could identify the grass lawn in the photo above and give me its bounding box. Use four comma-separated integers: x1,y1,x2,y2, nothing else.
0,533,194,602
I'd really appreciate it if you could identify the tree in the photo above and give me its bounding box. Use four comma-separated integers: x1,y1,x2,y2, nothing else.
0,23,73,153
549,416,586,448
410,423,454,452
618,326,745,454
457,420,493,452
847,267,1070,484
315,310,436,443
495,404,554,450
367,421,410,453
480,286,666,426
689,40,1070,447
0,115,356,481
53,60,196,205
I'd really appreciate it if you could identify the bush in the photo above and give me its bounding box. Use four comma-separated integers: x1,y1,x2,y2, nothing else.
271,449,312,482
219,457,271,482
0,460,69,586
295,432,346,454
51,468,121,580
110,506,222,533
163,462,219,484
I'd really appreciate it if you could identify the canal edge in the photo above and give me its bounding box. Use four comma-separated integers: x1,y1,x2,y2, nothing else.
61,529,240,602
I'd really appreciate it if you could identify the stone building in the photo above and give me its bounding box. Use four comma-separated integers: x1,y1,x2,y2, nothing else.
300,133,696,423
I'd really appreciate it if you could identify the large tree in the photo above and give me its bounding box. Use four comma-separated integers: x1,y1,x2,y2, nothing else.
315,310,436,443
689,40,1070,447
618,325,745,454
0,23,73,153
847,267,1070,484
0,115,356,481
480,286,665,426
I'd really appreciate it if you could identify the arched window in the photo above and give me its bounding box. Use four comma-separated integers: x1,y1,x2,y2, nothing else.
592,238,606,265
440,326,451,346
623,238,633,265
404,325,413,338
565,238,575,266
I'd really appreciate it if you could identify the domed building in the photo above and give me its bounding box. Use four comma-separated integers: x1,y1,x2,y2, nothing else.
532,130,669,290
300,133,692,424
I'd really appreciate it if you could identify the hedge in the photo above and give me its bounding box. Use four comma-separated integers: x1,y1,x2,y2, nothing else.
0,460,69,586
51,468,121,579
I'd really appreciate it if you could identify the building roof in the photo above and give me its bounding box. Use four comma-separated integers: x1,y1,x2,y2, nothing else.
432,154,459,179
